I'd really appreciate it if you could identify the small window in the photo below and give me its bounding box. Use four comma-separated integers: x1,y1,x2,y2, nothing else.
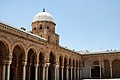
47,27,49,29
34,27,36,30
40,25,42,30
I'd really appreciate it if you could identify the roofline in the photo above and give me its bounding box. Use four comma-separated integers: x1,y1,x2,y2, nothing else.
0,21,47,42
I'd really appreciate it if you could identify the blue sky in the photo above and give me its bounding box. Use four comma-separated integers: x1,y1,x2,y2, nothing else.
0,0,120,52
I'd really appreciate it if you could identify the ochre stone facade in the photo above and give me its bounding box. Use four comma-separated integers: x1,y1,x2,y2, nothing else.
0,10,120,80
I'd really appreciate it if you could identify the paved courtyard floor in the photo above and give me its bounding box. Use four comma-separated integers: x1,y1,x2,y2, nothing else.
82,78,120,80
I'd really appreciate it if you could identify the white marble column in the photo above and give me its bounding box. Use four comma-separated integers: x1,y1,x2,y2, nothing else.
101,61,104,76
22,61,27,80
53,64,57,80
45,63,50,80
66,66,69,80
74,67,76,80
77,68,79,79
89,66,91,78
61,66,64,80
110,62,112,78
2,61,6,80
70,67,73,80
35,64,38,80
6,61,11,80
42,64,46,80
100,65,102,78
56,65,59,80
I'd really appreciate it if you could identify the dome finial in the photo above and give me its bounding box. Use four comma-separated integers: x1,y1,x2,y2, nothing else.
43,8,45,12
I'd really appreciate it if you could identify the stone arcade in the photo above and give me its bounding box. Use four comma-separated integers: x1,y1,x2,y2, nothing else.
0,10,120,80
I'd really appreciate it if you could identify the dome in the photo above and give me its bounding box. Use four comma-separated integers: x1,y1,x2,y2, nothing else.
32,9,54,23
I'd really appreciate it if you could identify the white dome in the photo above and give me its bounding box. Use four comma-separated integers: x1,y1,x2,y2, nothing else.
32,11,54,23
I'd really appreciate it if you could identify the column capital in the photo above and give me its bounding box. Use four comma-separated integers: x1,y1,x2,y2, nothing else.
42,63,46,67
34,64,39,67
2,60,6,65
6,60,12,65
46,63,50,67
22,59,27,66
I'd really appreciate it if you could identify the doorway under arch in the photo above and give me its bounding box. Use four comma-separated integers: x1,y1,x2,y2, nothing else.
112,59,120,78
91,61,100,78
48,52,56,80
26,49,35,80
10,45,24,80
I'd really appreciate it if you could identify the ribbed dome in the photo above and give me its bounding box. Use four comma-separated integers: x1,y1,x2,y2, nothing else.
32,10,54,23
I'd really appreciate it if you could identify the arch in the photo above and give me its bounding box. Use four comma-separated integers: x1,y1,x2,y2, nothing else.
112,59,120,78
103,60,110,78
38,47,46,62
0,40,10,57
91,60,100,78
82,60,90,78
26,45,38,60
93,60,99,65
63,57,68,80
10,45,25,80
76,60,78,79
59,56,63,80
72,59,75,79
76,60,78,68
26,48,37,80
49,52,56,64
38,51,45,80
12,41,26,58
0,36,11,55
48,52,56,80
0,40,10,80
69,58,72,80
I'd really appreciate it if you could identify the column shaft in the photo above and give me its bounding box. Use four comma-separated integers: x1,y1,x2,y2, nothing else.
54,64,56,80
66,67,69,80
61,67,64,80
42,66,45,80
89,66,91,78
77,68,79,79
74,67,76,80
70,67,73,80
6,63,11,80
110,64,112,78
45,63,50,80
23,63,26,80
35,65,38,80
100,66,101,78
56,65,59,80
2,64,6,80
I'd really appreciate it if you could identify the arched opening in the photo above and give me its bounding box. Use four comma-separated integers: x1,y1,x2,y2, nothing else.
73,59,75,80
38,52,44,80
63,57,67,80
82,60,90,78
69,59,71,80
112,59,120,78
26,49,35,80
91,61,100,78
0,41,9,80
76,60,78,79
48,52,55,80
79,61,81,79
93,61,99,65
10,45,24,80
104,60,110,78
59,56,62,80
